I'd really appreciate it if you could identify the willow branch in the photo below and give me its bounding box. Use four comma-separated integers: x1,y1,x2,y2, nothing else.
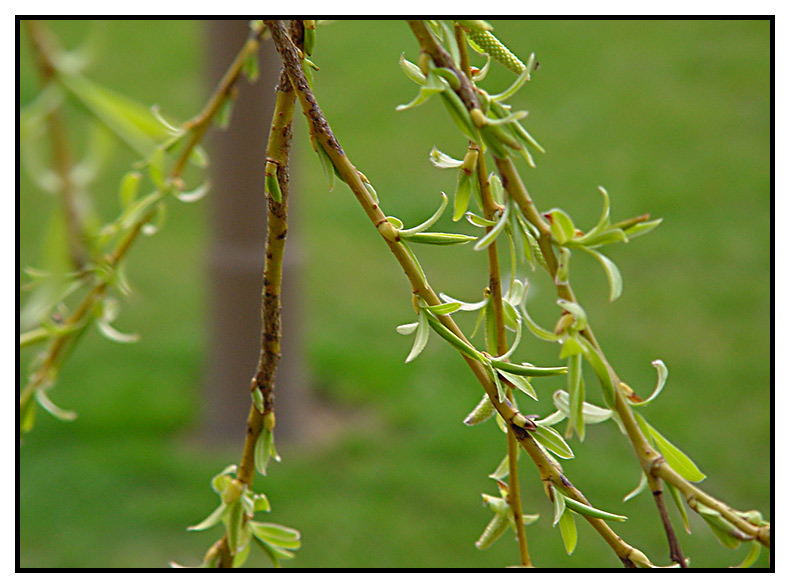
268,18,652,568
405,18,768,556
454,22,531,568
496,154,769,549
20,22,270,434
25,20,88,269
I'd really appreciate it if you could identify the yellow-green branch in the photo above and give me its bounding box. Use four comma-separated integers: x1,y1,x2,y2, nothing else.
267,18,651,568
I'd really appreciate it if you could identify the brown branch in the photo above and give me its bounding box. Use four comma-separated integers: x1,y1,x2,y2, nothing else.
269,18,652,568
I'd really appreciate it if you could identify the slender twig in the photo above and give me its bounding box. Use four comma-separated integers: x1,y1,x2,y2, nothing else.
455,22,531,568
25,20,88,269
204,21,300,569
268,18,652,568
407,18,769,556
19,22,270,436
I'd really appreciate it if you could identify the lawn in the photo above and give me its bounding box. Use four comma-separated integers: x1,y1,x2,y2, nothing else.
19,19,770,568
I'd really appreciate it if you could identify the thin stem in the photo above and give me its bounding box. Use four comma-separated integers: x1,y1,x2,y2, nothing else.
489,85,769,554
20,22,269,437
208,21,300,569
269,18,652,567
455,22,530,568
25,20,88,269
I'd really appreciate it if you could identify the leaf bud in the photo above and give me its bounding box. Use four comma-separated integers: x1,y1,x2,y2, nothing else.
222,479,245,504
470,108,487,128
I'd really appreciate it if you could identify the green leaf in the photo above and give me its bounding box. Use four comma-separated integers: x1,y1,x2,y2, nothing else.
424,301,462,315
531,424,574,459
667,483,691,534
489,454,511,481
225,500,245,554
558,509,577,555
396,321,418,335
118,171,142,207
58,72,170,158
734,541,762,568
314,141,336,192
623,472,649,502
453,170,472,221
423,310,486,362
405,311,430,363
552,489,566,525
489,68,531,103
624,218,663,239
489,359,567,378
696,504,746,548
565,353,585,440
576,337,616,408
475,512,509,550
249,521,301,550
496,370,537,401
551,389,613,425
35,388,78,422
561,494,627,522
399,192,449,236
187,503,227,532
429,146,462,168
399,53,427,84
463,393,496,426
583,247,623,301
635,413,706,482
546,208,576,244
473,200,511,252
396,70,445,111
400,231,477,246
629,359,669,406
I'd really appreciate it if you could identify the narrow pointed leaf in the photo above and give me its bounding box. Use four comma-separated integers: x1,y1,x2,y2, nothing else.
623,472,649,502
496,369,537,401
561,495,627,522
532,424,574,459
583,247,623,301
429,146,463,168
188,503,227,532
405,311,430,363
464,393,496,426
667,483,691,534
635,413,706,482
558,509,578,555
629,359,669,406
400,53,427,84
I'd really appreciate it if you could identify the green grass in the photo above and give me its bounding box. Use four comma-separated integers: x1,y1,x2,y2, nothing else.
19,20,770,568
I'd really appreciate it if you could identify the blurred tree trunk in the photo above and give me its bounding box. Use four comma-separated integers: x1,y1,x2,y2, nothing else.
202,19,307,442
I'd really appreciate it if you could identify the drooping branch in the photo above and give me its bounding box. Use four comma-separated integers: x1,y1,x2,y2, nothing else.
267,18,654,568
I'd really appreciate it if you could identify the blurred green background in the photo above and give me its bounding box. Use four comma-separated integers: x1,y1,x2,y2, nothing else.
19,20,770,568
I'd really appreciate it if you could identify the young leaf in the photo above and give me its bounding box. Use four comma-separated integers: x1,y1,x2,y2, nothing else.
582,247,623,301
623,472,649,502
399,192,449,236
400,53,427,84
634,413,706,482
558,509,578,555
531,424,574,459
453,170,472,221
396,70,445,111
187,503,227,532
734,541,762,568
496,369,537,401
489,359,567,378
463,393,496,426
561,495,627,522
429,146,463,168
405,311,430,363
546,208,576,245
628,359,669,406
565,353,585,440
552,389,613,425
667,483,691,534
